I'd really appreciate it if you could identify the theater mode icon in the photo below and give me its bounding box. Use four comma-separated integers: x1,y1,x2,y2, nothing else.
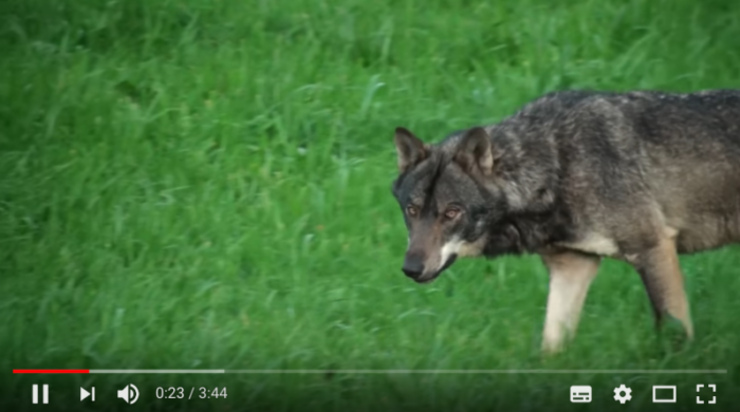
570,385,592,403
652,385,676,403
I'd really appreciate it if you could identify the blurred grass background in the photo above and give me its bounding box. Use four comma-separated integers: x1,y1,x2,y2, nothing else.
1,0,740,410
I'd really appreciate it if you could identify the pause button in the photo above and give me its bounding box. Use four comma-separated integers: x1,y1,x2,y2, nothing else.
32,384,49,404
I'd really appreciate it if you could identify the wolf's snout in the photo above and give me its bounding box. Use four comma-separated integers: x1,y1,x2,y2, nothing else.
402,254,425,279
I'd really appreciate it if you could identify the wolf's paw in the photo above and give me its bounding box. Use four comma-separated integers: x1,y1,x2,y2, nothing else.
657,317,692,352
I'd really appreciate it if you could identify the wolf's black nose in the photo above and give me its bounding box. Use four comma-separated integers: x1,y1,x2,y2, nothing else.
402,256,424,279
402,266,422,279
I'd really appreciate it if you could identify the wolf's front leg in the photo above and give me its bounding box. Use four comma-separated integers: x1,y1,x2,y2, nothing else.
541,251,601,354
629,234,694,340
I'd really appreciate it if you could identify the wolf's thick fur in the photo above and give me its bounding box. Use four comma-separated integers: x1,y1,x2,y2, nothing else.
391,89,740,353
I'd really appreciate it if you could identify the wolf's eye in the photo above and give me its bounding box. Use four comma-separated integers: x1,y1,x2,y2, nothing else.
406,205,418,217
444,208,460,220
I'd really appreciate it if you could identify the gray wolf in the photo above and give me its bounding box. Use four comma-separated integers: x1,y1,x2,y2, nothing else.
390,89,740,353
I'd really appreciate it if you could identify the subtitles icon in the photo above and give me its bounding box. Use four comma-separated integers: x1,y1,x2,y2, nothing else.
652,385,676,403
570,385,592,403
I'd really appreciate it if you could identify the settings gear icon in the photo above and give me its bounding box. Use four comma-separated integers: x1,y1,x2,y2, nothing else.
613,384,632,404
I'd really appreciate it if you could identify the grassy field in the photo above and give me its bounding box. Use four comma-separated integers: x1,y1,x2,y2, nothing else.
2,0,740,410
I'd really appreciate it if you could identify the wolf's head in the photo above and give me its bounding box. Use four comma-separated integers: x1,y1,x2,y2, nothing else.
391,126,519,283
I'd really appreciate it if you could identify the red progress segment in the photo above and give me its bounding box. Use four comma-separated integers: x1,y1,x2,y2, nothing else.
13,369,90,374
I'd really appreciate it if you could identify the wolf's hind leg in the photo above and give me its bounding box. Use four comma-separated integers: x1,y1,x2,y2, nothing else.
541,251,601,354
630,235,694,339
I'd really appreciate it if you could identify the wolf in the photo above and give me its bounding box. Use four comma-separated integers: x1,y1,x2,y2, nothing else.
391,89,740,353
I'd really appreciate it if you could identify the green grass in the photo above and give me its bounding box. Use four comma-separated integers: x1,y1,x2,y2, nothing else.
2,0,740,410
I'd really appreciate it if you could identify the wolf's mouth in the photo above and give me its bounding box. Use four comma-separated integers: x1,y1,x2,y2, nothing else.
440,254,458,271
416,254,458,284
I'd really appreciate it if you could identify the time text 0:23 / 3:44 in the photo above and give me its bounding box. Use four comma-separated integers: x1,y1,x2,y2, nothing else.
155,387,227,400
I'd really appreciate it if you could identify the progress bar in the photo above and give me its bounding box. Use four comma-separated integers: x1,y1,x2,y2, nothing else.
13,369,728,374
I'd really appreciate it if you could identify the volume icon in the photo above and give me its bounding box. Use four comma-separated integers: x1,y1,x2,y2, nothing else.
117,384,140,404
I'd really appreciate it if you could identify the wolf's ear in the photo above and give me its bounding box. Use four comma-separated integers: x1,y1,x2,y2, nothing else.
455,127,494,175
394,127,427,173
